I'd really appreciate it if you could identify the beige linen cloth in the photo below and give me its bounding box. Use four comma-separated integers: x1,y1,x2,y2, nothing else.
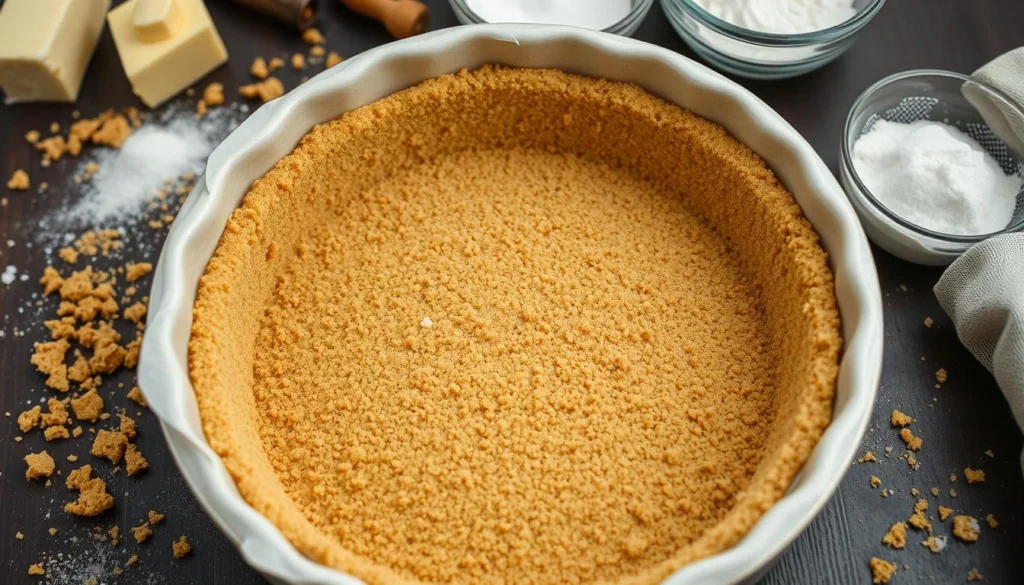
935,48,1024,473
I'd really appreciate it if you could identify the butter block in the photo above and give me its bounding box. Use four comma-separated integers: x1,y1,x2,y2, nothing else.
0,0,110,103
108,0,228,108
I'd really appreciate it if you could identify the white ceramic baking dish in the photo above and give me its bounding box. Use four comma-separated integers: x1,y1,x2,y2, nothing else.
138,24,883,585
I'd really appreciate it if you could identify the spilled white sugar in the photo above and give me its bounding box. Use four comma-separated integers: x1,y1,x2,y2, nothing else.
853,119,1022,236
51,103,246,230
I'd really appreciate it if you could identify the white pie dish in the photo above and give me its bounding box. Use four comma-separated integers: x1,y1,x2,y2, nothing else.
138,23,883,585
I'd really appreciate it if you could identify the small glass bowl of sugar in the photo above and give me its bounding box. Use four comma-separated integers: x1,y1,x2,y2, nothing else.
661,0,887,79
839,69,1024,266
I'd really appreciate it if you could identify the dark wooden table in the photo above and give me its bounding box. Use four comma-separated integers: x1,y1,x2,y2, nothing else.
2,0,1023,583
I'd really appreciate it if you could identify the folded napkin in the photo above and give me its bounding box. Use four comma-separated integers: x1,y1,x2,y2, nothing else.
937,49,1024,474
963,47,1024,158
935,234,1024,473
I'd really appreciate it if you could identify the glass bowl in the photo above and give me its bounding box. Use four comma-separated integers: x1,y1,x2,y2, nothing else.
839,69,1024,266
449,0,654,37
661,0,886,79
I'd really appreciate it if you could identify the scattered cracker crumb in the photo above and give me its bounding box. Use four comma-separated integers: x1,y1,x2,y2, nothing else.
291,53,305,69
125,444,148,476
67,455,78,462
967,568,983,582
109,525,120,546
172,535,192,558
985,513,998,529
40,399,69,427
28,563,45,576
870,476,881,488
964,467,985,484
908,499,931,532
132,523,152,543
7,169,30,190
64,464,114,516
148,510,164,524
127,386,148,407
71,389,104,422
950,488,958,498
59,247,80,265
202,82,224,108
906,451,919,470
858,451,878,463
92,114,133,148
239,77,285,102
935,368,947,383
900,428,922,451
939,506,954,521
923,317,933,328
251,57,269,79
930,487,939,497
25,129,40,143
127,554,139,566
113,566,123,575
18,406,41,432
921,535,946,553
91,430,129,463
268,57,285,71
40,266,64,295
16,531,24,539
326,52,343,68
890,410,912,427
310,45,326,57
119,412,137,439
44,426,70,441
302,27,324,44
870,558,897,584
910,488,919,497
123,301,147,324
31,339,70,391
125,262,152,282
48,528,57,536
952,515,980,542
881,522,906,549
24,451,55,480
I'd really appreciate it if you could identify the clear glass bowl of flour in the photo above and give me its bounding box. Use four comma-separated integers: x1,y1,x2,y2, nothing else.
839,70,1024,266
450,0,654,36
661,0,886,79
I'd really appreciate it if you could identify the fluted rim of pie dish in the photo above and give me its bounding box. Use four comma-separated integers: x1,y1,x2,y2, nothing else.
138,24,883,585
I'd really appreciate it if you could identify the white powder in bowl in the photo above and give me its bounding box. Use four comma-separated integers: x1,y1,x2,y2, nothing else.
693,0,857,34
852,119,1022,236
465,0,634,30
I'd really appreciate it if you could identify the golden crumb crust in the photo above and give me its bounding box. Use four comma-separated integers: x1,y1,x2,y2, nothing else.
189,67,841,585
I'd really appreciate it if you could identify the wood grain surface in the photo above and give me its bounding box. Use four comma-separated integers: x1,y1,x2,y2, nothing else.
1,0,1022,583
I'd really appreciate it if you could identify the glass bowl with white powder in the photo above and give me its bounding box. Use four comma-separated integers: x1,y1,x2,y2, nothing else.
839,70,1024,265
450,0,654,36
661,0,886,79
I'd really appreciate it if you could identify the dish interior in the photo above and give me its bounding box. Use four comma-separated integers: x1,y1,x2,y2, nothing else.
189,66,840,585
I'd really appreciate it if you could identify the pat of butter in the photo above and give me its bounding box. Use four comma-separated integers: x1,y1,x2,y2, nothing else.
0,0,110,103
108,0,228,108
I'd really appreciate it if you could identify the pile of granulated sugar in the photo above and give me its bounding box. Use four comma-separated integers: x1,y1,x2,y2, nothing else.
40,102,246,232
